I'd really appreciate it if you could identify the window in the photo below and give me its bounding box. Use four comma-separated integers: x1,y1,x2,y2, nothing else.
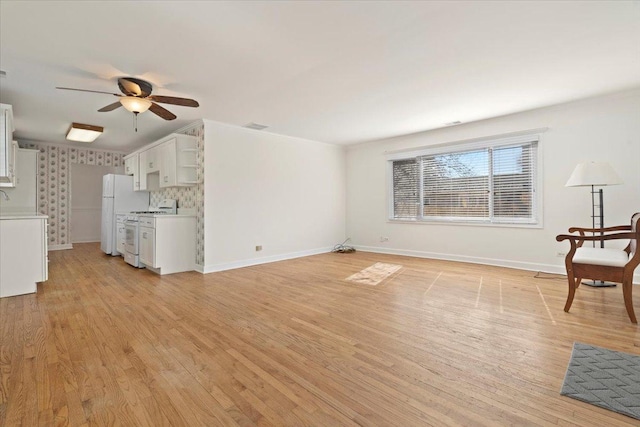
389,134,540,225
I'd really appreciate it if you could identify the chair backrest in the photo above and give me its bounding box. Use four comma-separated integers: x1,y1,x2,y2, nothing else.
631,212,640,258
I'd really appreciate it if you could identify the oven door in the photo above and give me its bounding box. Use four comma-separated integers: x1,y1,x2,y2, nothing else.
124,221,138,255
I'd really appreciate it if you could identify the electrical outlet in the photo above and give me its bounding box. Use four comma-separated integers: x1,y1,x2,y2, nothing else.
255,245,262,252
556,251,566,257
380,236,389,242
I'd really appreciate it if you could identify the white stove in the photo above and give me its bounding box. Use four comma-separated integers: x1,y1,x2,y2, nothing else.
123,199,177,267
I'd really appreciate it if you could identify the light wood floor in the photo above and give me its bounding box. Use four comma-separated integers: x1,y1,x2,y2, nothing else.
1,243,639,426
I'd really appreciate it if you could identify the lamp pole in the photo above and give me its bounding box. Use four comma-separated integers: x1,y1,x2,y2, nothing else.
585,185,615,287
565,161,622,288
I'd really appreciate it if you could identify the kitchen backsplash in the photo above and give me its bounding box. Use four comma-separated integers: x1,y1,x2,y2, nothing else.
149,123,205,267
18,142,125,249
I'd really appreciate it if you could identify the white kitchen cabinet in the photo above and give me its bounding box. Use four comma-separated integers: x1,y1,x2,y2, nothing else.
138,150,147,190
0,215,48,297
0,149,37,215
145,146,159,173
124,133,198,190
139,149,160,191
159,135,198,188
138,214,195,275
123,153,141,191
138,224,155,266
0,104,16,187
124,154,136,175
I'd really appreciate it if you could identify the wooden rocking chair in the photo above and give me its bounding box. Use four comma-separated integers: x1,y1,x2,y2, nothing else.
556,212,640,323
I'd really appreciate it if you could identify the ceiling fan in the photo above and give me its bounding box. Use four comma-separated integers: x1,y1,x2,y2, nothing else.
56,77,199,131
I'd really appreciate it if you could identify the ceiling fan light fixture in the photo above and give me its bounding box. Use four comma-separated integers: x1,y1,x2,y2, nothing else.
120,96,152,114
66,122,103,143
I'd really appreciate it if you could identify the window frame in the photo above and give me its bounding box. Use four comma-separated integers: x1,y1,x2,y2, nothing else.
387,131,544,228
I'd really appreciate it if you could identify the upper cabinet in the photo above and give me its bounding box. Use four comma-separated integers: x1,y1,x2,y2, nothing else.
126,133,198,192
124,154,137,176
123,153,140,191
0,104,17,187
145,146,159,173
139,145,161,191
159,136,198,188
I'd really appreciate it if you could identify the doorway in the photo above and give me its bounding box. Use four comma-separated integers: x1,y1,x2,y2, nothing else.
70,163,121,243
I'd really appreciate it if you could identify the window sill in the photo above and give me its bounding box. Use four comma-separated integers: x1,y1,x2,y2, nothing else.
387,218,543,229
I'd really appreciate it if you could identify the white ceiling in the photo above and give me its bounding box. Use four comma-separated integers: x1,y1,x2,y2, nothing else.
1,1,639,152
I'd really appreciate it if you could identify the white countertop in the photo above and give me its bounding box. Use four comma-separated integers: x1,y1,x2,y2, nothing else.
137,213,196,218
0,213,48,220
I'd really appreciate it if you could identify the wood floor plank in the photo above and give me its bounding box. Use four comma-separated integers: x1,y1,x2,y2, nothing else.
1,243,639,426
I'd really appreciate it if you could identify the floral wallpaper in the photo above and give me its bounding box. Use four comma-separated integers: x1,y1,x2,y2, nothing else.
19,142,124,248
149,123,205,267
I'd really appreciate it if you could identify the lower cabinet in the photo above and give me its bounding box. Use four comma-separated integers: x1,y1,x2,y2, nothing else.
0,216,48,297
138,215,195,275
139,225,155,267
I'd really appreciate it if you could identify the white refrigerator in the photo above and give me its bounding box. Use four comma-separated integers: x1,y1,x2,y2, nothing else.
101,174,149,255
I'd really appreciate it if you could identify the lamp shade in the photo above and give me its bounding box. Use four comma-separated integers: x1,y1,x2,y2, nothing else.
565,161,623,187
120,96,152,114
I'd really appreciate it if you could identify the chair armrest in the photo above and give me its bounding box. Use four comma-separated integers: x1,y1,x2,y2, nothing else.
568,225,631,233
556,231,635,243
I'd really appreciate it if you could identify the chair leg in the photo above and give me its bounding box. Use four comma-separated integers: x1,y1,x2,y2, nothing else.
622,279,637,324
564,274,580,312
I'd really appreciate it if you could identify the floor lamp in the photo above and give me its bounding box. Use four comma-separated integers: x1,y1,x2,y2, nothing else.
565,161,623,287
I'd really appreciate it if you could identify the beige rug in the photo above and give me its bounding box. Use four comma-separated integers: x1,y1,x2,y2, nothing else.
346,262,403,286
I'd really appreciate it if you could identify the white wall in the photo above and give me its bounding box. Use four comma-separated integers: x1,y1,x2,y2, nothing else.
346,89,640,279
70,163,121,243
202,120,346,272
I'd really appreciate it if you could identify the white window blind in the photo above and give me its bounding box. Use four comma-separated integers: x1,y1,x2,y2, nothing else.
392,159,419,219
390,138,539,224
422,149,489,220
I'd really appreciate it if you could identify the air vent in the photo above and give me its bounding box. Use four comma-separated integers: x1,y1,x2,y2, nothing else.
445,121,462,126
0,70,6,78
244,122,269,131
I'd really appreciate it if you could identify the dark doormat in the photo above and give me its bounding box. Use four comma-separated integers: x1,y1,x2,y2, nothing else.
561,342,640,420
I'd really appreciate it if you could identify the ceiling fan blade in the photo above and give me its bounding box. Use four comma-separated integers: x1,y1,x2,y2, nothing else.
56,87,120,96
118,77,152,97
98,101,122,112
149,102,177,120
148,95,199,108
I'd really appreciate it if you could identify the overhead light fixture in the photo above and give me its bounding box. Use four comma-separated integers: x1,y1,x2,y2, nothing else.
119,97,153,132
66,122,104,143
119,96,152,114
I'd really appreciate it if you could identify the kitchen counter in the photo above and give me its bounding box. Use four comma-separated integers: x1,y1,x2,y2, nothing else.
0,213,49,220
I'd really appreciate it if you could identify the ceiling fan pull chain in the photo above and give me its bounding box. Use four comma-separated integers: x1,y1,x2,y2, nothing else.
134,112,138,132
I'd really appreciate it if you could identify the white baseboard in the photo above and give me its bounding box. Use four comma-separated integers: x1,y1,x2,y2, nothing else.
48,244,73,251
353,245,640,284
71,239,99,244
199,246,334,274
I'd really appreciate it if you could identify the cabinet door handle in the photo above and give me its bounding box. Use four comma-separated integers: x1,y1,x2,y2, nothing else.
142,232,147,238
164,176,168,182
149,162,153,168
